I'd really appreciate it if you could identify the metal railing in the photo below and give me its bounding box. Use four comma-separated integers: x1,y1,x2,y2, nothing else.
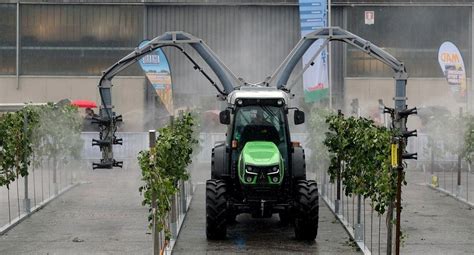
147,130,194,255
0,158,87,234
154,178,194,255
316,164,393,255
0,132,149,234
409,133,474,207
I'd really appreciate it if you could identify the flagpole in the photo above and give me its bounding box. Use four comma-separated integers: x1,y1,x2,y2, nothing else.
328,0,332,109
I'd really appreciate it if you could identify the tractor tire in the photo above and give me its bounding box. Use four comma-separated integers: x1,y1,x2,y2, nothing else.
206,179,228,240
211,142,229,179
292,147,306,181
294,180,319,241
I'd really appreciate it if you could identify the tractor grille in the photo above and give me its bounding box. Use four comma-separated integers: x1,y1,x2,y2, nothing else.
250,166,275,184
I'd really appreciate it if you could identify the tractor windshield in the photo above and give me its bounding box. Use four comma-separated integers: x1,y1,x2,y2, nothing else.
233,105,288,161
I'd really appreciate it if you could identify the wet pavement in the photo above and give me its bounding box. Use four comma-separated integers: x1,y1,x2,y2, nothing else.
0,162,152,255
400,171,474,255
172,184,362,255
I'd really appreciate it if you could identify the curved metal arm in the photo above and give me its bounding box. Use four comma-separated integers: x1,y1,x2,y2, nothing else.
100,31,239,93
269,27,407,90
93,31,240,169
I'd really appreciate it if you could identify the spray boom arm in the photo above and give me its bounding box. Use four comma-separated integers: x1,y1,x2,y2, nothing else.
93,31,240,169
269,27,407,90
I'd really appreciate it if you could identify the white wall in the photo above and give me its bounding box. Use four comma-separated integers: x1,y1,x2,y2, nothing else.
0,76,147,131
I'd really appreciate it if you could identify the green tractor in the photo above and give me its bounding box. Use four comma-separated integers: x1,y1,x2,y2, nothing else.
207,86,319,240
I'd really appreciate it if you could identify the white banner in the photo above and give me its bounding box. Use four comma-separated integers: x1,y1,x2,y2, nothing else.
438,41,466,101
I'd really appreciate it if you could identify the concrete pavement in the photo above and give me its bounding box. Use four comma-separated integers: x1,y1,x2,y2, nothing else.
0,162,152,255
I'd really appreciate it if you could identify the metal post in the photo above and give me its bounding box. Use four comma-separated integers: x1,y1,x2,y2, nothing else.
180,179,187,214
169,116,178,238
457,107,463,196
53,155,58,195
394,168,403,255
170,194,178,238
321,171,326,197
394,75,408,255
468,163,470,202
431,141,435,176
471,6,474,112
355,194,363,241
23,114,30,213
328,0,332,109
335,110,342,214
354,106,363,242
16,0,20,90
149,130,160,255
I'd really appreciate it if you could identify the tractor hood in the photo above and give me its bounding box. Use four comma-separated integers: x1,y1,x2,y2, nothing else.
241,141,280,166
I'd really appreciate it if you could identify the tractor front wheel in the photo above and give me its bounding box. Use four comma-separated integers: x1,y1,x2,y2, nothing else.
206,179,228,240
294,180,319,241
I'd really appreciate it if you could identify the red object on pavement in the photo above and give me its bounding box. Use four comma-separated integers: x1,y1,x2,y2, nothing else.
71,100,97,108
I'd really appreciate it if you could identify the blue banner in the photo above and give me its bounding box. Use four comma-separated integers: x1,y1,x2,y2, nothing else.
138,41,174,114
299,0,328,102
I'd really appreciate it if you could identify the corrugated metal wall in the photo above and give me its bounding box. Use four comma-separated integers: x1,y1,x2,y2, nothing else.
7,0,298,4
146,5,302,108
331,6,345,110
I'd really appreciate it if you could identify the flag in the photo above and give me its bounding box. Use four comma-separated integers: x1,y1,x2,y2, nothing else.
138,40,174,114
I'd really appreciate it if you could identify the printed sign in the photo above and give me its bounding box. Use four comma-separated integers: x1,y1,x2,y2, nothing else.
391,143,399,168
438,41,467,101
299,0,329,103
365,11,374,25
138,40,174,114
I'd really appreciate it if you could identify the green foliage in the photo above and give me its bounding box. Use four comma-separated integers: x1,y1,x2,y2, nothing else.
138,113,198,240
0,103,83,188
0,107,39,187
324,114,399,215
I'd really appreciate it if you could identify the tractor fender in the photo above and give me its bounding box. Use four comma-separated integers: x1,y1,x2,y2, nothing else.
291,146,306,180
211,141,229,179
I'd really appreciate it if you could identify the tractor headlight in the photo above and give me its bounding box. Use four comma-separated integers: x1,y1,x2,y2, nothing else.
272,176,279,183
246,176,253,183
245,165,257,175
268,166,279,175
277,99,283,106
237,99,243,105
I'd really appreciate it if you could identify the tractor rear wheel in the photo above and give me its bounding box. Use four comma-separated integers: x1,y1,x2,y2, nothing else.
206,179,228,240
294,180,319,240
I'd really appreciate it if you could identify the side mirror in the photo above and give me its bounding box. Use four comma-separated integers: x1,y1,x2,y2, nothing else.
219,109,231,125
294,109,305,125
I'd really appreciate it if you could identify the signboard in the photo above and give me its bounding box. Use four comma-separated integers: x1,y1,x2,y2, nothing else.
365,11,374,25
438,41,467,102
138,40,174,114
299,0,329,103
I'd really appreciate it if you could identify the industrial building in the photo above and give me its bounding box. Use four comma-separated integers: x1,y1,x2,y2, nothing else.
0,0,472,130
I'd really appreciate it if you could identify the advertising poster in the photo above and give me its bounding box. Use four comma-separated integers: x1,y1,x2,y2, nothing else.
138,40,174,114
299,0,329,103
438,41,467,102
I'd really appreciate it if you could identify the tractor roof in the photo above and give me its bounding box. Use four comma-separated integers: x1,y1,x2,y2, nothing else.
227,86,289,105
